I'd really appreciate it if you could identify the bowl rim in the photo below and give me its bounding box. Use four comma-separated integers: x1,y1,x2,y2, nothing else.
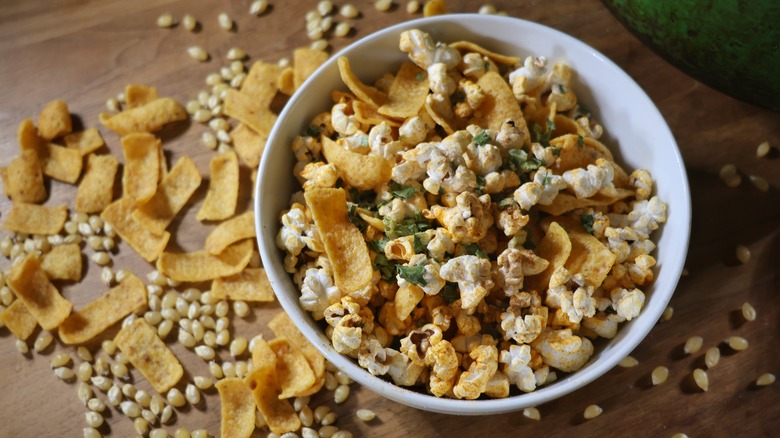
255,13,691,415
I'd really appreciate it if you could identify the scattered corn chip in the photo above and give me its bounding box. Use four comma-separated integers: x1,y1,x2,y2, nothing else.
197,151,239,222
268,337,316,399
64,128,105,156
268,312,326,387
378,62,430,118
224,89,278,137
40,243,82,281
59,274,147,344
125,84,159,109
3,203,67,235
230,123,267,168
156,239,254,282
76,154,118,213
211,268,275,302
6,255,73,331
242,62,283,109
337,56,387,108
100,97,187,136
395,283,424,320
215,377,256,438
132,155,202,235
246,338,301,434
39,142,83,184
114,318,183,393
277,67,295,96
37,99,72,140
101,197,171,262
321,136,392,190
205,210,255,255
293,48,329,90
2,149,47,203
1,300,38,340
121,133,161,205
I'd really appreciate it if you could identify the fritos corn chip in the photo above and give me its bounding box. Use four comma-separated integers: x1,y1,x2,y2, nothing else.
278,67,295,96
230,123,266,168
133,155,202,235
450,41,521,65
337,56,387,108
215,377,256,438
378,62,430,118
242,62,282,109
246,337,301,434
268,337,316,399
473,71,530,140
211,268,275,302
197,151,239,222
1,300,38,340
114,318,183,393
268,312,326,387
539,189,634,216
353,100,402,127
64,128,105,156
37,99,72,140
2,149,47,203
121,133,161,205
321,136,392,190
559,220,617,288
7,255,73,331
3,203,67,235
525,222,572,292
76,154,118,213
293,48,329,90
125,84,159,109
101,197,170,262
205,210,255,255
59,274,147,345
40,243,82,281
100,97,187,136
224,89,277,137
39,142,83,184
304,187,373,293
156,239,254,282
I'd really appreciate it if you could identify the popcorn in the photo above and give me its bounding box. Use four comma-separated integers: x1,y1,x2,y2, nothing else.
500,344,537,392
299,268,342,320
610,287,646,322
453,344,498,399
330,102,360,135
429,192,494,243
439,255,494,313
532,329,594,373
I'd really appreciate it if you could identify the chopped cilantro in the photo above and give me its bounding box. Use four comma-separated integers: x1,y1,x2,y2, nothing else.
441,282,459,303
532,118,556,147
303,125,321,137
413,234,427,254
388,181,416,200
552,147,561,156
580,214,595,234
497,197,516,209
508,148,529,168
463,243,487,259
347,204,367,232
472,130,491,146
397,264,427,287
540,173,551,187
556,84,566,94
577,134,584,148
349,188,377,208
373,253,397,282
369,238,389,253
383,212,433,239
415,72,425,81
519,157,544,173
483,60,490,71
605,306,617,315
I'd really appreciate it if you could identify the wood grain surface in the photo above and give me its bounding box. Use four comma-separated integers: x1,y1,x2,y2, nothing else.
1,1,778,437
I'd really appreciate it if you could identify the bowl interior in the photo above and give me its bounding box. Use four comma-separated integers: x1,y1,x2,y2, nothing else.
255,14,690,415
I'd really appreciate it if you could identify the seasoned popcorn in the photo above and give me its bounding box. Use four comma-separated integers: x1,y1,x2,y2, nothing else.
276,30,668,399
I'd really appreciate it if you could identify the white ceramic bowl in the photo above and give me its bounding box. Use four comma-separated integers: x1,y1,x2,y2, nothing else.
256,14,691,415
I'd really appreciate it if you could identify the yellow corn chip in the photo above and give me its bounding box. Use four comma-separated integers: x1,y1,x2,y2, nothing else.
39,142,83,184
268,312,326,396
304,187,373,293
395,284,425,320
424,95,457,135
133,155,202,235
59,274,147,345
3,203,67,235
2,300,38,340
293,48,329,90
472,72,531,142
538,189,634,216
278,67,295,96
550,221,617,289
76,154,118,213
378,62,430,118
224,89,278,137
100,97,187,136
114,318,183,393
215,377,256,438
246,340,301,434
353,101,402,127
321,136,392,190
125,84,159,109
230,123,267,168
205,211,255,254
7,255,73,330
450,41,521,65
212,268,274,302
525,222,572,292
550,134,614,173
64,128,105,156
242,62,282,108
38,99,72,140
101,198,170,262
121,133,161,205
337,56,387,108
3,150,47,203
18,118,42,153
268,337,316,399
40,243,82,281
156,239,254,282
197,152,239,222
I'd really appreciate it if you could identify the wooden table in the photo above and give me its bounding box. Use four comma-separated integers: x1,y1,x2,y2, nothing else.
1,1,778,437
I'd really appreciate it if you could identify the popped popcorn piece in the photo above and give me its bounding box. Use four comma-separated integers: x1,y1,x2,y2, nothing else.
629,168,653,201
428,62,457,96
562,158,617,198
627,254,656,286
439,255,494,313
300,161,339,190
385,348,425,386
331,102,360,135
495,120,525,150
452,344,498,399
400,323,443,366
368,122,404,160
357,337,390,376
496,248,549,296
377,193,427,223
500,344,537,392
396,254,446,296
299,268,342,320
484,370,510,398
513,167,566,210
610,287,645,321
464,140,503,176
392,142,440,184
341,131,370,153
604,226,638,264
429,192,494,243
628,196,667,239
582,313,620,339
500,310,545,345
424,227,456,261
399,113,435,146
459,52,498,80
425,338,459,397
331,314,364,355
399,29,462,71
291,135,323,163
531,329,594,372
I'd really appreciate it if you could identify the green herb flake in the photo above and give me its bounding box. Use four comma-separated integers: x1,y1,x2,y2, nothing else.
397,264,427,287
472,130,491,146
577,135,584,148
463,243,487,259
369,238,389,253
383,213,433,239
450,89,466,105
360,135,369,147
388,181,417,200
415,72,425,81
580,213,595,234
532,118,556,147
441,282,460,303
413,234,427,254
347,204,367,232
303,125,321,138
483,60,490,71
552,147,561,156
373,253,397,282
497,197,516,209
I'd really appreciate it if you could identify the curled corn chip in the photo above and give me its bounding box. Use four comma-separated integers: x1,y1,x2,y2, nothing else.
230,123,266,169
132,155,202,235
450,41,521,65
267,312,326,388
378,62,430,119
156,239,254,282
525,222,572,292
2,150,46,203
76,154,118,213
122,133,161,205
59,274,147,345
40,243,82,281
63,128,105,156
205,210,255,255
115,318,183,393
100,97,187,136
472,71,530,141
321,136,392,190
215,377,256,438
1,300,38,340
101,198,170,262
554,219,617,288
197,151,239,222
125,84,159,109
337,56,387,108
293,48,329,90
37,99,72,140
224,89,277,137
268,337,316,399
39,142,83,184
242,62,282,109
7,255,73,331
246,337,301,434
353,101,402,127
538,189,634,216
211,268,275,302
278,67,295,96
3,203,67,235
